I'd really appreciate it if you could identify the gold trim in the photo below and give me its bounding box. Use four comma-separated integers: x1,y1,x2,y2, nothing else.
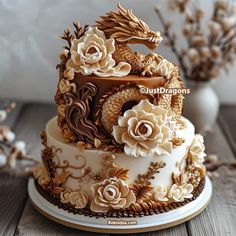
29,194,211,234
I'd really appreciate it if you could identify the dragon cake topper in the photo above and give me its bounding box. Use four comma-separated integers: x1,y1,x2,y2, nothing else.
62,3,175,78
96,3,163,49
57,3,184,150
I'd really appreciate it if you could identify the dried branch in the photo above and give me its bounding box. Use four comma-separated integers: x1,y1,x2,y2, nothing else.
156,0,236,81
0,103,38,172
60,27,73,48
155,7,190,80
73,21,89,39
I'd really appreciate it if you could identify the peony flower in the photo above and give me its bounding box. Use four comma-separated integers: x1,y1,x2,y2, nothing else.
189,134,206,168
66,27,131,77
90,177,136,213
156,59,174,79
112,99,176,158
153,185,168,202
168,183,193,202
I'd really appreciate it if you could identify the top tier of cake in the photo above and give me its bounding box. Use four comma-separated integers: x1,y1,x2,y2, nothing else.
55,3,185,153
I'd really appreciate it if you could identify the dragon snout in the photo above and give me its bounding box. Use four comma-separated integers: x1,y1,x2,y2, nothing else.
147,31,163,44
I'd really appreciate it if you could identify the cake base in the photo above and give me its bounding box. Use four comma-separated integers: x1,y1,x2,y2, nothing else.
28,177,212,234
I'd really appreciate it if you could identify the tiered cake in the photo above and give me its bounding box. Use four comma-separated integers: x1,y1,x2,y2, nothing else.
33,4,206,218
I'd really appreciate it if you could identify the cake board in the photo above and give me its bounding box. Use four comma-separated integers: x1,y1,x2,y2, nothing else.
28,177,212,234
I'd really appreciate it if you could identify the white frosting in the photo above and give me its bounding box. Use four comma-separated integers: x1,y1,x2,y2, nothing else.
45,117,195,200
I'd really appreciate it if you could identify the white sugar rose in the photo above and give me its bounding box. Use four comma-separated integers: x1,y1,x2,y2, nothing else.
90,177,136,213
60,188,88,209
66,27,131,77
112,99,176,158
60,188,71,204
189,134,206,168
69,191,88,209
168,184,193,202
154,185,168,202
156,59,174,78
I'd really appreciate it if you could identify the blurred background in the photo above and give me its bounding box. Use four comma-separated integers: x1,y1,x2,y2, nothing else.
0,0,235,103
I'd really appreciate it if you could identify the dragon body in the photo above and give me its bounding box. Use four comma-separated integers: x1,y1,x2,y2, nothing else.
96,3,164,76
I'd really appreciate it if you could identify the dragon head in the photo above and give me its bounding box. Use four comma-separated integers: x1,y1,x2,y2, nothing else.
96,3,163,50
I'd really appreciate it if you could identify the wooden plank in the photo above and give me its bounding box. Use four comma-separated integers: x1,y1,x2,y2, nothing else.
0,103,56,236
218,105,236,155
112,224,188,236
186,124,236,236
0,101,25,236
17,201,108,236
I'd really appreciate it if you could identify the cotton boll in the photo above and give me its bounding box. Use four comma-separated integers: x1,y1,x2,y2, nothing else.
182,24,192,37
0,110,7,122
200,47,211,58
208,21,221,36
232,2,236,15
221,17,236,31
211,46,222,59
0,154,7,167
191,36,207,47
15,141,26,156
4,130,15,142
215,0,228,10
187,48,200,63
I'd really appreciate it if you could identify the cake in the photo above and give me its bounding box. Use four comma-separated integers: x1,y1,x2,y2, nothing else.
33,4,206,218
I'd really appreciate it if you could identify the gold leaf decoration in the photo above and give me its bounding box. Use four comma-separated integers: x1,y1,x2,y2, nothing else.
129,183,153,203
130,161,166,203
134,161,166,186
171,137,185,146
73,22,89,39
172,171,189,185
108,168,129,180
52,171,71,187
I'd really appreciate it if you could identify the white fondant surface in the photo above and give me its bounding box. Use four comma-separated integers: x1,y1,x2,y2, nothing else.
45,117,195,199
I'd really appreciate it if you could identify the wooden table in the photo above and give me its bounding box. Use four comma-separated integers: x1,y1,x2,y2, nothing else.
0,102,236,236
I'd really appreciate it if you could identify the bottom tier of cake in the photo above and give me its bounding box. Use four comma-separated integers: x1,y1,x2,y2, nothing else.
32,117,206,217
